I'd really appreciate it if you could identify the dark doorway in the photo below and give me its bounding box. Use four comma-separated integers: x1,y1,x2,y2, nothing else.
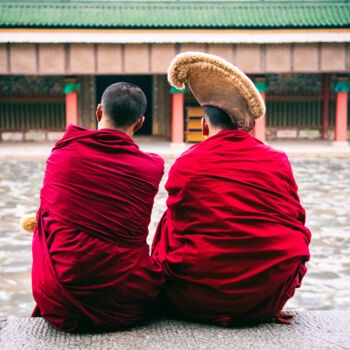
95,75,153,135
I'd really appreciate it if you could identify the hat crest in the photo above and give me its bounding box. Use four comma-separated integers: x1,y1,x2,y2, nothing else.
167,51,265,121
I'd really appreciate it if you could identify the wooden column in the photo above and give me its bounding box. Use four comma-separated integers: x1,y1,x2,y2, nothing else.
171,87,185,144
254,76,267,142
322,74,330,140
333,76,349,145
64,78,79,128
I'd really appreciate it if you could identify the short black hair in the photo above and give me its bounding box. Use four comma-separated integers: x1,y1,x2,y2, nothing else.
101,82,147,127
204,106,233,129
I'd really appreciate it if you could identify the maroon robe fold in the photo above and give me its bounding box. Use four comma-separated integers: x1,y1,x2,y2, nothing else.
32,125,165,332
152,129,311,325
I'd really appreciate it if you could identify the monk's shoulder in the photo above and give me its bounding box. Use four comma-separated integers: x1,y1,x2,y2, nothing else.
142,151,164,165
139,151,165,175
170,148,203,177
255,141,299,187
253,139,290,164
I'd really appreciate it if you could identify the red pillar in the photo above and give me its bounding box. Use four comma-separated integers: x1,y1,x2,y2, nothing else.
334,77,349,144
64,79,79,129
254,77,267,142
334,92,348,143
171,92,184,144
65,90,78,127
322,74,330,140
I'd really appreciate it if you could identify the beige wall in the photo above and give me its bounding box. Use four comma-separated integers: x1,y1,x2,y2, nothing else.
151,44,176,73
70,44,95,74
124,44,149,73
235,44,261,73
207,44,234,64
0,44,8,74
1,42,349,75
321,43,346,72
294,44,319,73
10,44,37,74
266,44,291,73
39,44,65,74
97,44,123,74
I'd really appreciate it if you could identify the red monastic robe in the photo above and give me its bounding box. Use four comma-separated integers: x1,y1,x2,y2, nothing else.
152,129,311,325
32,125,165,332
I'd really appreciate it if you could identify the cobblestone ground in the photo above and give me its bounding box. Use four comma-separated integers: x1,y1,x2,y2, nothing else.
0,157,349,318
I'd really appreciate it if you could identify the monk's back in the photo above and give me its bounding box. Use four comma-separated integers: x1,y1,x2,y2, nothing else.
42,126,163,242
32,126,164,332
152,130,311,325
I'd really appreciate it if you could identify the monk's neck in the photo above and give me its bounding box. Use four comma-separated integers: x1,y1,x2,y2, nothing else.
98,122,133,137
207,127,226,138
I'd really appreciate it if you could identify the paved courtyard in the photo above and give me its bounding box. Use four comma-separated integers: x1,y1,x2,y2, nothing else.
0,155,350,319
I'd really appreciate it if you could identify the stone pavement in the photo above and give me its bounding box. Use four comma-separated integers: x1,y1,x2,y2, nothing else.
0,311,349,350
0,139,350,160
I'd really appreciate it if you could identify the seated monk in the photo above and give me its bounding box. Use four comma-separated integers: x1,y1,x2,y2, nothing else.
152,52,311,326
31,82,164,332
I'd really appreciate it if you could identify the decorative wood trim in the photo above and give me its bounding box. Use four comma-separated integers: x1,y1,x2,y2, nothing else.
260,44,266,72
94,43,98,73
346,43,350,72
290,43,294,72
148,43,152,73
64,43,70,74
6,43,10,73
317,42,322,72
175,43,181,55
232,44,236,65
1,42,349,75
35,43,39,74
121,44,125,73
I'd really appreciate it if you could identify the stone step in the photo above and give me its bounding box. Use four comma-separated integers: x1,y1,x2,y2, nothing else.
0,311,349,350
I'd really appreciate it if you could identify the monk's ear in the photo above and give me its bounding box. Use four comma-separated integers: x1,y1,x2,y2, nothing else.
201,117,209,136
133,116,145,133
96,104,103,122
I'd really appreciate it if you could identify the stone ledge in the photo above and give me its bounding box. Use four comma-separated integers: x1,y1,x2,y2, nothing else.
1,141,350,161
0,311,349,350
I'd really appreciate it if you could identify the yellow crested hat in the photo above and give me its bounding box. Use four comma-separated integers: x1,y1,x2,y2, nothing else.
167,51,265,128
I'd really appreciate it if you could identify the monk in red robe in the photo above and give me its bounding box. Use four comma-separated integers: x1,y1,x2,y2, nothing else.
152,52,311,326
31,82,164,332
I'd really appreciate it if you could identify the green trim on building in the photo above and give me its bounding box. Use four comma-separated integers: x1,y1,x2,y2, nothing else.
334,81,350,93
254,82,267,93
0,1,349,29
170,86,185,94
64,83,80,94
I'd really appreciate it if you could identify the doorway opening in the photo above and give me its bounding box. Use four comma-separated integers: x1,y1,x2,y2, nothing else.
95,75,153,135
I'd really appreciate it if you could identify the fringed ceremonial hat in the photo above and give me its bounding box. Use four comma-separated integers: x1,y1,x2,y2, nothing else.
168,52,265,130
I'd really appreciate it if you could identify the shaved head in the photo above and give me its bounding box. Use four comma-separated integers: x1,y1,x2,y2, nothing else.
101,82,147,127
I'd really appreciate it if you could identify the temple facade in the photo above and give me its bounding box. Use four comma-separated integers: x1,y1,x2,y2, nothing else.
0,0,349,144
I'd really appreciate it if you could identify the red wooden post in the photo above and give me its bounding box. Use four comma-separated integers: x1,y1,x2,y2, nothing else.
322,74,330,140
334,92,348,142
64,79,79,128
65,90,78,126
171,87,185,144
254,77,267,142
333,76,349,144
